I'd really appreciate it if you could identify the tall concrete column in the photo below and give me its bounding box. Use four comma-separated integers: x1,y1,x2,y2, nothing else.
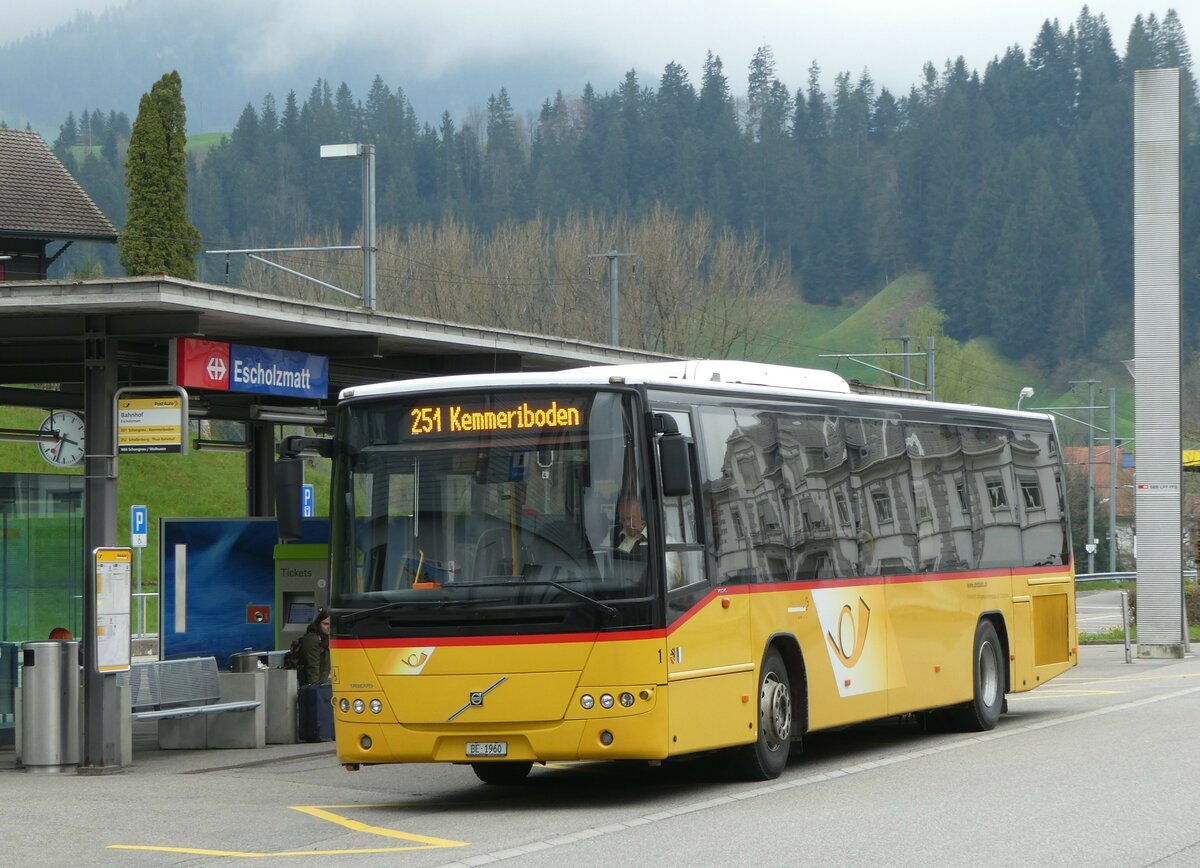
1133,68,1184,658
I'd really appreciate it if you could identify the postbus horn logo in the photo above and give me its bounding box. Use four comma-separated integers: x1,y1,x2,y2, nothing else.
826,597,871,667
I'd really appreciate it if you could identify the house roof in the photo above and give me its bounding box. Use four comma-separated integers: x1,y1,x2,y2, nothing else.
0,128,118,243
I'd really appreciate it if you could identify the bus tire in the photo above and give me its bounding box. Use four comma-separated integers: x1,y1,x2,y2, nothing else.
955,619,1004,732
730,648,793,781
471,761,533,785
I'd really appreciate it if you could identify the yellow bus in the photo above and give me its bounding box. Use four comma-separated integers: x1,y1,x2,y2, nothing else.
276,360,1076,784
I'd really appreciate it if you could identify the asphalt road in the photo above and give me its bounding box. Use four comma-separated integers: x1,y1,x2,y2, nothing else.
1077,588,1130,633
3,644,1198,867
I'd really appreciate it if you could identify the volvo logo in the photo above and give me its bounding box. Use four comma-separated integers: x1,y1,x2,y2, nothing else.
447,677,507,721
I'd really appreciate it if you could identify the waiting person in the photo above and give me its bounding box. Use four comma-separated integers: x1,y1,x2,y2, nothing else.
297,607,334,742
298,607,331,687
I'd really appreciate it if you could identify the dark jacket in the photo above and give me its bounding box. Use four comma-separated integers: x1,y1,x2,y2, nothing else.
298,620,330,686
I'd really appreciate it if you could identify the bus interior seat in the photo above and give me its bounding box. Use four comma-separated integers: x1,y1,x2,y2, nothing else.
472,526,514,580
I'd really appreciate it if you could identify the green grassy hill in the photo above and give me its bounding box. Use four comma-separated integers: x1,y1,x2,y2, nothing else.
185,131,226,164
64,132,226,165
755,274,1046,411
820,273,936,351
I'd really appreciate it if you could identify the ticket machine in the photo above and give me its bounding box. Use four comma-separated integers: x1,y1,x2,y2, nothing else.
273,543,329,650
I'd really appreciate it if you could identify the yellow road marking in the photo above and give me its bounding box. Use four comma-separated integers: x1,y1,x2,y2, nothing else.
1055,672,1200,686
1010,688,1124,699
289,805,467,844
109,804,467,857
1013,670,1200,701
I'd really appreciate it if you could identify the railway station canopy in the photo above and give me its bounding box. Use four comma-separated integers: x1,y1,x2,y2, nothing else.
0,276,674,418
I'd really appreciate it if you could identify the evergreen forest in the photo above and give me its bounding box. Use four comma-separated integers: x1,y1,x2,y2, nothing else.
37,8,1200,371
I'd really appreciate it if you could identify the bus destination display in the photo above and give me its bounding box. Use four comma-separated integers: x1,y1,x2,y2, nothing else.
409,399,584,437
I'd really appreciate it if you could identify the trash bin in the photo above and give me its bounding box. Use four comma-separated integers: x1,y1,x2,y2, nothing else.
231,650,267,673
20,640,80,772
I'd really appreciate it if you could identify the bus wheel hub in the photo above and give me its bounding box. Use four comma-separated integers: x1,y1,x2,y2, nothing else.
761,675,792,746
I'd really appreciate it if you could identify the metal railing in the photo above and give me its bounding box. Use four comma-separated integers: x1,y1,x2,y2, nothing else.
1076,571,1197,584
133,592,158,639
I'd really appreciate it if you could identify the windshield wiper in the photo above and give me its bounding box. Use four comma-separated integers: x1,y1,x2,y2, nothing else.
448,579,619,623
535,579,619,623
342,579,619,625
339,594,502,624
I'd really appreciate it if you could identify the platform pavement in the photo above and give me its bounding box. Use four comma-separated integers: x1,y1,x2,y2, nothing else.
0,717,334,775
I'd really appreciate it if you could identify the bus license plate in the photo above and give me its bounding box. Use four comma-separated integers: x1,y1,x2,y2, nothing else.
466,741,508,758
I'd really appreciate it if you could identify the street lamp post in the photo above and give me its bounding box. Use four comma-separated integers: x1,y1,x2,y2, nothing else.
1017,386,1034,410
320,143,377,310
1070,379,1100,574
1109,387,1118,572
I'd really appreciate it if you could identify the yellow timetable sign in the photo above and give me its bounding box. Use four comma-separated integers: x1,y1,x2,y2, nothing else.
94,547,132,673
118,396,183,454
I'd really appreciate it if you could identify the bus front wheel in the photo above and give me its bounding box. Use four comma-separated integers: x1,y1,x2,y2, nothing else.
729,648,793,781
955,619,1004,732
471,761,533,785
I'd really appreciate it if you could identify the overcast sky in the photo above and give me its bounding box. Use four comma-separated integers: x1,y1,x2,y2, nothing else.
7,1,1173,96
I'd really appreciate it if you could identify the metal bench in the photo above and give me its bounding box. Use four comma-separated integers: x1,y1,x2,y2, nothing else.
118,657,267,749
120,656,261,721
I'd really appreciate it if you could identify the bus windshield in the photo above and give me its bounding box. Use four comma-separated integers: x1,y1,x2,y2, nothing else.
329,389,653,634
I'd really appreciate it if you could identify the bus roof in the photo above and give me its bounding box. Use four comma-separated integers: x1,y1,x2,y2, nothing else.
342,360,850,399
340,360,1052,425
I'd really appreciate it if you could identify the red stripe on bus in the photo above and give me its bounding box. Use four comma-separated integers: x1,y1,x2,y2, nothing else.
335,627,667,650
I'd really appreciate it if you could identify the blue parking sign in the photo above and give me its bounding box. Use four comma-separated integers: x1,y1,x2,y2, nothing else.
131,505,148,548
301,484,315,518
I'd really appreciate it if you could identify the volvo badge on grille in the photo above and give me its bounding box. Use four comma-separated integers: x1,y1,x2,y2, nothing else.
447,676,508,721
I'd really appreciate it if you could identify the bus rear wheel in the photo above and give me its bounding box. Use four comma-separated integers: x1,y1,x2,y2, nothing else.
729,648,793,781
471,761,533,785
955,619,1004,732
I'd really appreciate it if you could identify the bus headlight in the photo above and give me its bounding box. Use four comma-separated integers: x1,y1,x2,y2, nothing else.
353,699,366,714
580,694,595,710
599,693,615,709
620,692,635,708
369,699,383,714
339,698,350,713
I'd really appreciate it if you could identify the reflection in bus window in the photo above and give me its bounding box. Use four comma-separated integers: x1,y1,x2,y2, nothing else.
692,407,1069,582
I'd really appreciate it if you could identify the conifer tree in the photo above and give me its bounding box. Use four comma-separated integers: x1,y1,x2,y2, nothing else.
119,71,201,278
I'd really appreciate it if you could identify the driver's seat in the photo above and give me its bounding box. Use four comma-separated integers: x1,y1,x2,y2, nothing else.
472,527,514,580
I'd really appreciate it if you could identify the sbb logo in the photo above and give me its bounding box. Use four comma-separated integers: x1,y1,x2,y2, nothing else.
176,338,233,392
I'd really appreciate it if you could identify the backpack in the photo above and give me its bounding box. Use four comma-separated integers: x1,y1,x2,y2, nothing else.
283,636,303,669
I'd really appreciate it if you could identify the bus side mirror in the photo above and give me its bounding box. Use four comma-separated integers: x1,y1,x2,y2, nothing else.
275,457,304,541
659,434,692,497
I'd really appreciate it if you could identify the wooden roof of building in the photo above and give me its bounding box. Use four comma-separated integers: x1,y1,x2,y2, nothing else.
0,128,117,243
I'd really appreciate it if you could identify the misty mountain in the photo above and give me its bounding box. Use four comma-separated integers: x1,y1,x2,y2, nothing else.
0,0,599,135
